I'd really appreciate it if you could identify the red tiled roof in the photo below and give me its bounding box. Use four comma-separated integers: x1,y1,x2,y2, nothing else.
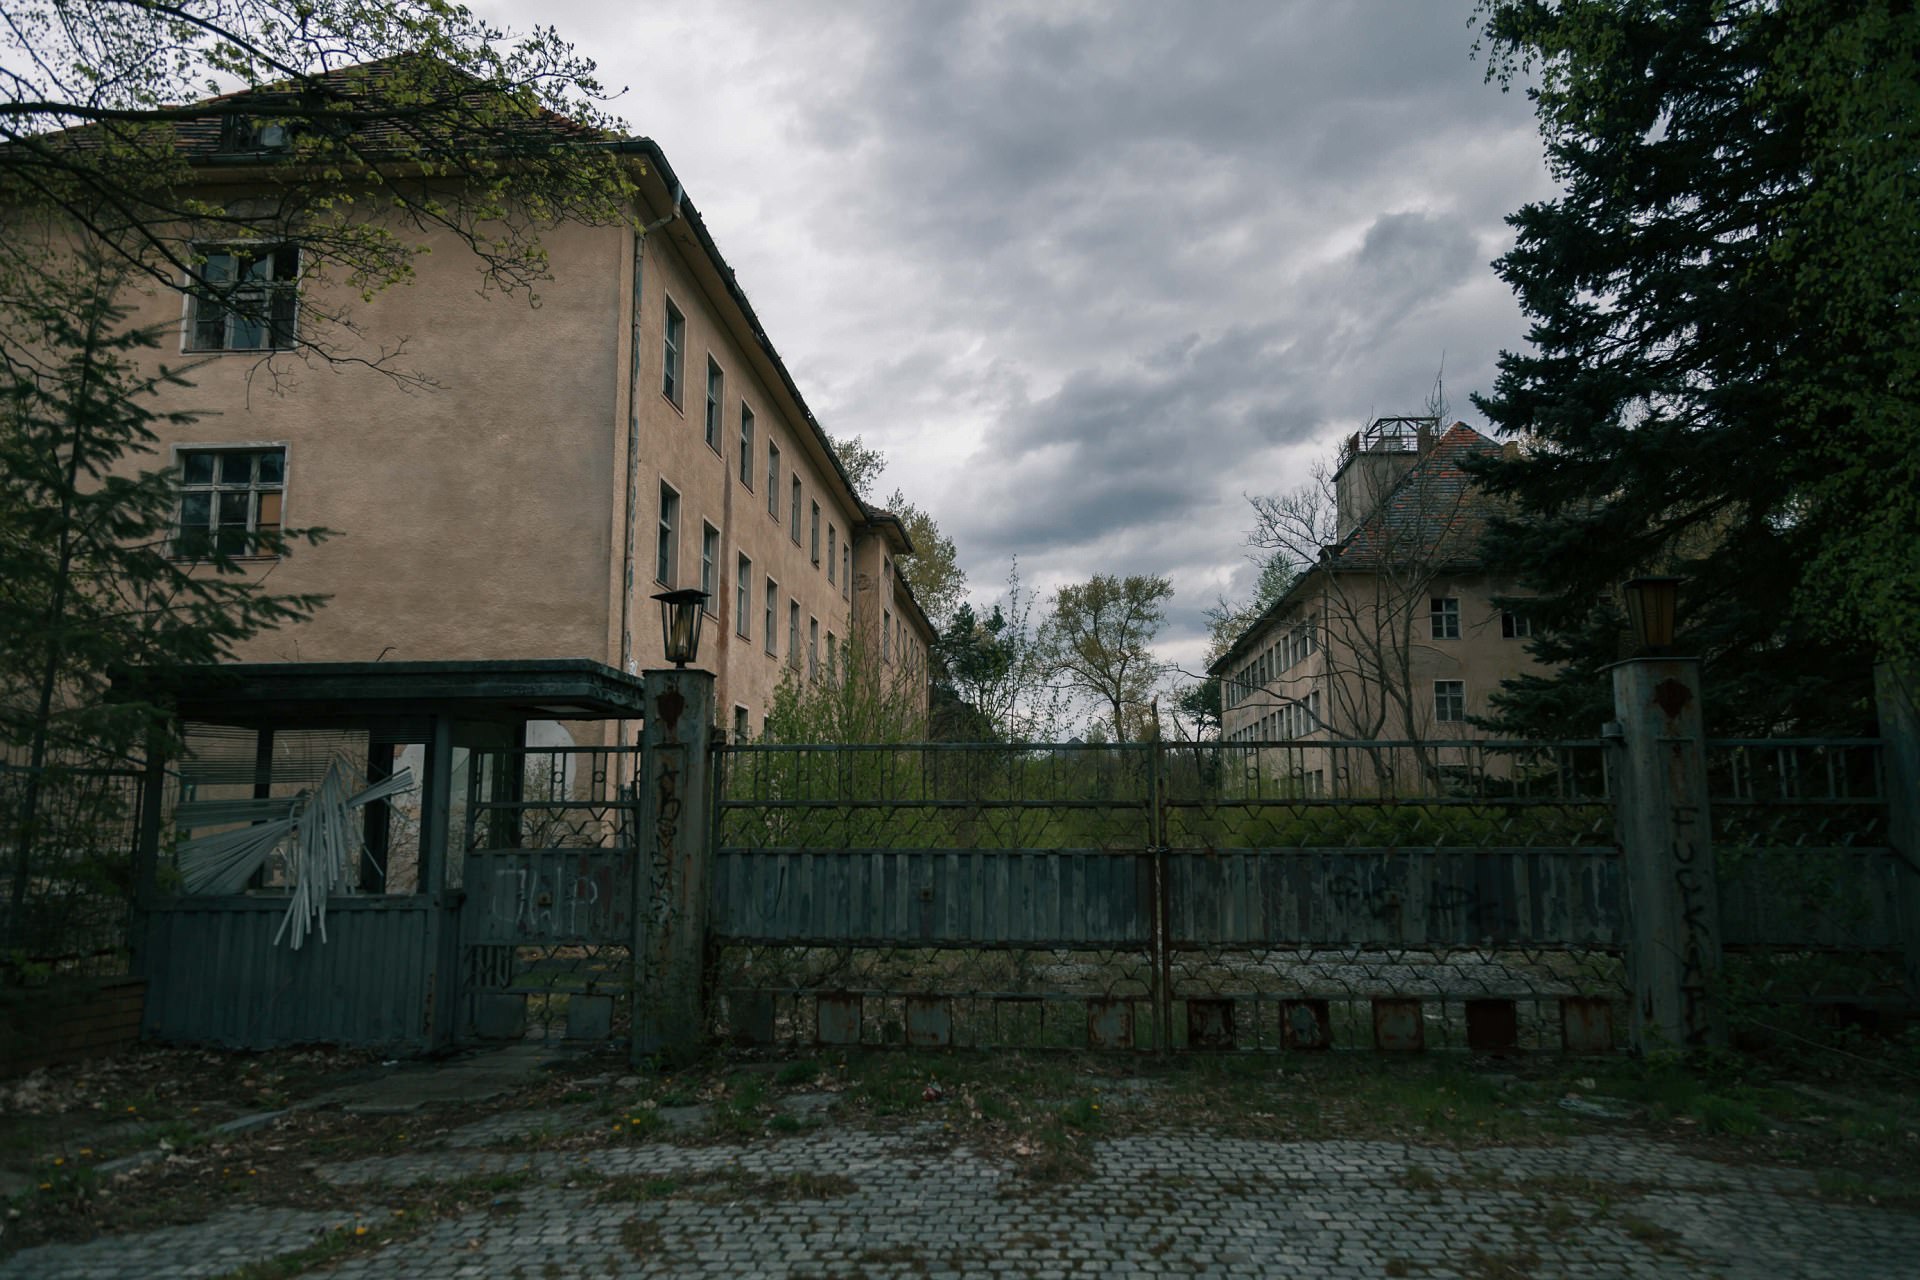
1327,422,1500,569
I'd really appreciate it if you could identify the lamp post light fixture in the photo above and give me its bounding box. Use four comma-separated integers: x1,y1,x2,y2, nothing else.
652,588,709,668
1622,576,1682,656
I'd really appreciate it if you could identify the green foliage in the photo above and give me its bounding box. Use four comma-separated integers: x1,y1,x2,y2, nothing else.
762,635,927,745
931,562,1069,742
1,260,327,940
1042,573,1173,743
2,0,639,359
1470,0,1914,732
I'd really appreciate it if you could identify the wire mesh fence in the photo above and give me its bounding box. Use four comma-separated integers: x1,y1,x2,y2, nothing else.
0,753,145,983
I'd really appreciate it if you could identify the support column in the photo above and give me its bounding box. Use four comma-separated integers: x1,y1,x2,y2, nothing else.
632,668,715,1066
1611,657,1726,1052
1875,663,1920,1002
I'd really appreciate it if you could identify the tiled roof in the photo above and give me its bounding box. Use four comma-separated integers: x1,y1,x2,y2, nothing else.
1327,422,1500,569
24,55,609,161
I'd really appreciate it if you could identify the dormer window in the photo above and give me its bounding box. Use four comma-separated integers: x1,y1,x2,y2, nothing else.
186,245,299,351
217,114,292,153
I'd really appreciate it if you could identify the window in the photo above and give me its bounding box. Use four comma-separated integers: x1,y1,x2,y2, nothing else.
764,579,778,654
809,617,819,677
662,300,685,405
733,706,750,742
842,545,851,598
788,600,800,668
1435,680,1466,723
704,358,724,451
739,406,755,487
736,554,752,638
790,476,802,542
175,447,285,557
827,631,837,675
1502,610,1534,639
827,526,837,583
767,443,780,518
1430,596,1460,640
883,609,893,661
655,482,679,585
810,502,821,565
187,245,298,351
700,523,719,609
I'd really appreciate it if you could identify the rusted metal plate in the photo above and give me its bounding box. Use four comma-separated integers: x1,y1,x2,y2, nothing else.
1465,998,1519,1055
564,994,613,1041
906,996,952,1047
1280,999,1331,1051
726,989,775,1045
1086,998,1134,1050
814,991,862,1046
1372,997,1425,1052
1560,996,1613,1054
1185,998,1236,1050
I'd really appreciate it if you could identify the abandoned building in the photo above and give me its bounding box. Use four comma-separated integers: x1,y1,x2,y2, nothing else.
1209,418,1552,790
101,63,936,749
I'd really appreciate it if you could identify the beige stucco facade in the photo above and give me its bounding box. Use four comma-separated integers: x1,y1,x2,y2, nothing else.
100,155,934,738
1211,422,1550,792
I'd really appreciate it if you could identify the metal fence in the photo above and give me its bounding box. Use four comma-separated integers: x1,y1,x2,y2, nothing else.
1706,738,1906,1020
708,739,1626,1052
457,745,639,1041
0,756,146,983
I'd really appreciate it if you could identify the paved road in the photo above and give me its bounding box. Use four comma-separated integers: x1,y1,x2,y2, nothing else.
8,1115,1917,1279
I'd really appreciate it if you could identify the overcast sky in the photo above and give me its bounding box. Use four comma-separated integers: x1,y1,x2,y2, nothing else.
479,0,1554,678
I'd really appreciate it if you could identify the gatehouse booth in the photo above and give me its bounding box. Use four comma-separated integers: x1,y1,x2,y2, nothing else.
130,660,649,1052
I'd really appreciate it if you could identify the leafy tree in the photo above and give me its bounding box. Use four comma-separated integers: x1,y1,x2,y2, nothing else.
1170,679,1221,741
1042,574,1173,743
931,562,1070,741
1202,551,1295,666
1,258,327,934
827,433,966,628
1469,0,1915,734
1,0,637,370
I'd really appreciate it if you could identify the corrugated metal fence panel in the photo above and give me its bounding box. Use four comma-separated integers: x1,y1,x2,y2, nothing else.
1165,847,1624,948
710,848,1151,947
1716,848,1902,949
139,899,432,1050
461,848,633,945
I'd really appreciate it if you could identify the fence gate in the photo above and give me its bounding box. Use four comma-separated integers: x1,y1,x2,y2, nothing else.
707,738,1632,1053
455,745,641,1042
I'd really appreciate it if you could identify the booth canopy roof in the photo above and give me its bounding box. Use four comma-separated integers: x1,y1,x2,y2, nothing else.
143,660,654,726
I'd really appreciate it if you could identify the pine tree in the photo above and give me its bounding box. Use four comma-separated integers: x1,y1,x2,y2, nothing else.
2,260,327,931
1469,0,1917,734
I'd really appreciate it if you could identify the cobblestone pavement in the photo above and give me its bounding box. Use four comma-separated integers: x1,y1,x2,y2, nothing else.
6,1123,1917,1279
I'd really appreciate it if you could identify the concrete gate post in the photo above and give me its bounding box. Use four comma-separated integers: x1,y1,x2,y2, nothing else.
1609,657,1726,1052
632,667,715,1066
1875,663,1920,1002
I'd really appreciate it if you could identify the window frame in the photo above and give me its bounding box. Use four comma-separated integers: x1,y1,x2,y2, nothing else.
790,475,802,544
172,444,288,559
655,480,680,587
767,443,780,519
810,501,822,565
700,522,719,612
1429,596,1461,640
704,357,724,452
661,298,686,407
788,599,801,669
184,244,300,353
739,405,756,488
736,553,752,638
826,525,837,583
764,578,778,655
1501,610,1534,639
1434,679,1466,723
